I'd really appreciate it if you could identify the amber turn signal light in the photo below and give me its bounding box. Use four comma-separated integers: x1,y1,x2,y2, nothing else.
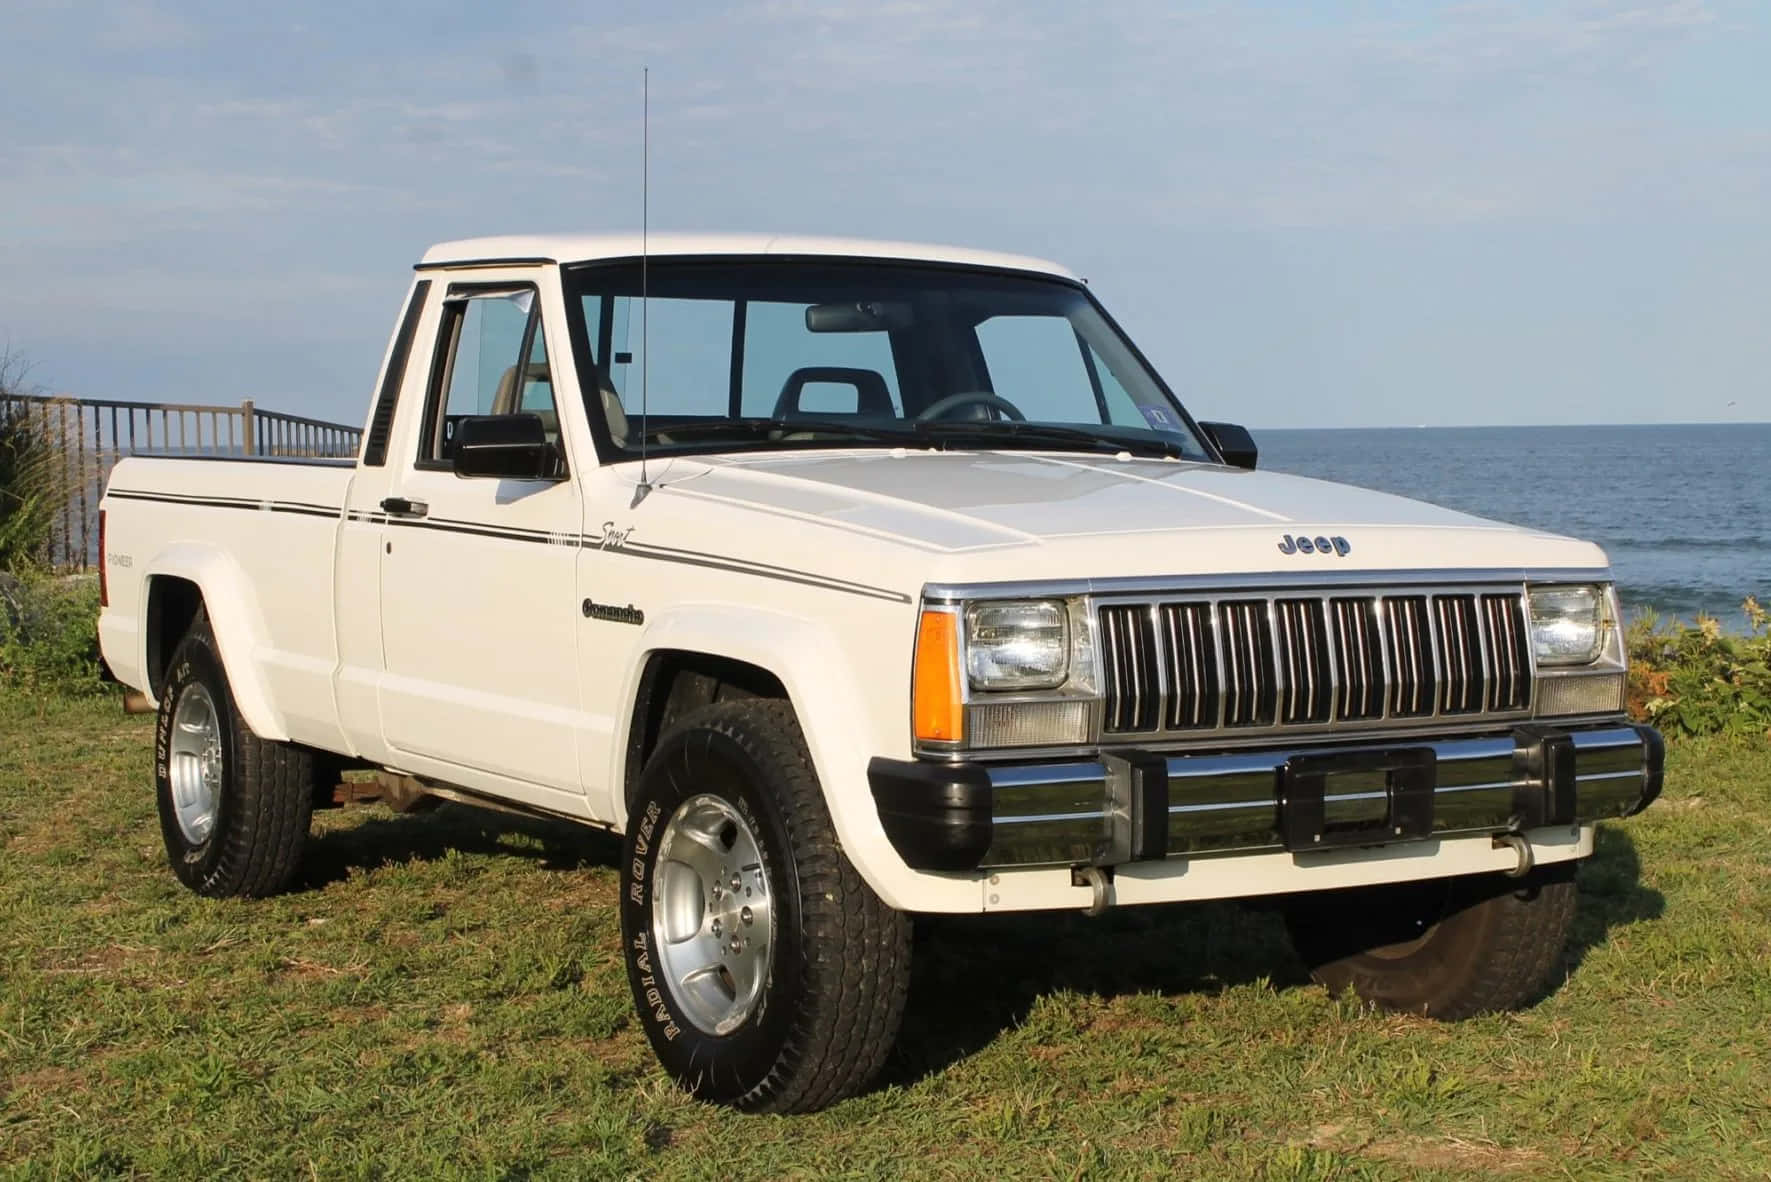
912,609,963,743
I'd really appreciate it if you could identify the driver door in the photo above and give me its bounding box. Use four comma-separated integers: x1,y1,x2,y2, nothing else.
376,282,585,799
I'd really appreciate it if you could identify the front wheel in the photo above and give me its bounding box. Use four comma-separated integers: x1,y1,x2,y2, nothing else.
619,700,911,1113
1283,863,1578,1020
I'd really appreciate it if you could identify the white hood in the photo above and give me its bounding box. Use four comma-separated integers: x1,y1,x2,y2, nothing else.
649,449,1609,586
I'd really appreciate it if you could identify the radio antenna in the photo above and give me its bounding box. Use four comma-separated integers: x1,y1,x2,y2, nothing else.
634,66,653,504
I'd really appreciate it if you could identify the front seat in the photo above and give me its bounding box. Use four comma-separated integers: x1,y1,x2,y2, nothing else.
600,385,630,447
773,367,895,419
491,362,560,438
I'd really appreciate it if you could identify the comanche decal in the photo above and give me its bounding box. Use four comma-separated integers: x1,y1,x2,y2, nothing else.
582,599,645,626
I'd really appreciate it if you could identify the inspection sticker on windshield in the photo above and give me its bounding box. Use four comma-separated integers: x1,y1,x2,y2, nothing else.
1139,406,1184,432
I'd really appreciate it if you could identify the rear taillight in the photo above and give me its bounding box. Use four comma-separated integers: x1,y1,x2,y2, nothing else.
98,510,108,607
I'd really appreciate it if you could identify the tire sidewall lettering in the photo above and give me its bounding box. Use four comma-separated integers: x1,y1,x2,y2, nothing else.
154,627,234,887
627,799,662,907
619,729,799,1095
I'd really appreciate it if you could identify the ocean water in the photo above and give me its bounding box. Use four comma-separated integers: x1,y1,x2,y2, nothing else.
1256,423,1770,630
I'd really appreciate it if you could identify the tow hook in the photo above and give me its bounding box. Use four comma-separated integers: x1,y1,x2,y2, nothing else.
1495,833,1535,878
1073,866,1112,916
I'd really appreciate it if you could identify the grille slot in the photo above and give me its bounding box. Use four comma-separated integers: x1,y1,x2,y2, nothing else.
1383,595,1436,718
1160,602,1219,729
1099,604,1159,733
1276,599,1332,724
1219,600,1277,727
1094,584,1532,741
1330,597,1384,720
1434,594,1483,714
1482,593,1531,711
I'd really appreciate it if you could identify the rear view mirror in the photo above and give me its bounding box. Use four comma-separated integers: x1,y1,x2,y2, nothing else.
805,301,913,333
1199,421,1257,470
452,414,560,480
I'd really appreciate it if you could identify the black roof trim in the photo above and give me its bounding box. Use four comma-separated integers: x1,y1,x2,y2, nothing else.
558,252,1087,288
413,256,555,272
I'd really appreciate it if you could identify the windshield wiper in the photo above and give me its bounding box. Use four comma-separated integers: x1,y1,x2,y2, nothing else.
635,416,1192,459
911,420,1191,459
637,417,922,445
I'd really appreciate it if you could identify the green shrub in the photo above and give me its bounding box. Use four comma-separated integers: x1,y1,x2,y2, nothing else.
1627,598,1771,738
0,568,107,697
0,398,64,571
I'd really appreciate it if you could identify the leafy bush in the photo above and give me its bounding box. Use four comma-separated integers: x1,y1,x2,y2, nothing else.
0,389,65,572
0,569,107,697
1627,598,1771,738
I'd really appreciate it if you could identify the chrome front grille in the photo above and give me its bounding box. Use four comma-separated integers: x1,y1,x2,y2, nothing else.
1099,587,1532,739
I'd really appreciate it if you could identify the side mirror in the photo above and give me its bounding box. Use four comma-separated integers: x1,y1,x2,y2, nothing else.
1199,421,1257,470
452,414,560,480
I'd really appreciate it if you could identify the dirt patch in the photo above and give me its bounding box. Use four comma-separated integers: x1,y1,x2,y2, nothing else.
540,875,617,912
1,1065,85,1101
5,824,65,856
38,942,162,981
278,956,368,982
1307,1124,1548,1173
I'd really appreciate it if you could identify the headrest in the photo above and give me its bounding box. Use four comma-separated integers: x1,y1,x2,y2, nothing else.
773,366,895,419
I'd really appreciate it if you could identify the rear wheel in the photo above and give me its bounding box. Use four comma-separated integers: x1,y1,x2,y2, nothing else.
620,700,911,1113
155,613,313,898
1283,863,1578,1019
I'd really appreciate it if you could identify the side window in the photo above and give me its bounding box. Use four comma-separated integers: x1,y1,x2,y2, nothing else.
423,289,559,463
974,315,1100,423
740,301,902,417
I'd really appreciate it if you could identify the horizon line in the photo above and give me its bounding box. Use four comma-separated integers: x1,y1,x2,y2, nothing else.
1248,419,1771,432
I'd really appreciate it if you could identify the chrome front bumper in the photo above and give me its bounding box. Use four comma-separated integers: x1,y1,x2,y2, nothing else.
868,722,1663,871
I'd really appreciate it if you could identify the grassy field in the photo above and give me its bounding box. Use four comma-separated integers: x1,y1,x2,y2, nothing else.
1,691,1767,1179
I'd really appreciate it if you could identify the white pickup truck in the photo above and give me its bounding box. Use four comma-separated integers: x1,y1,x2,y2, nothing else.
98,234,1662,1113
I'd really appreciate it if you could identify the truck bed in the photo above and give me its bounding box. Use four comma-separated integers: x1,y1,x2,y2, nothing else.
100,455,356,753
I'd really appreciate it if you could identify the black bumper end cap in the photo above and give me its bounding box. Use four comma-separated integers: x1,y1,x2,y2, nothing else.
1628,724,1666,815
1512,724,1578,828
868,757,993,872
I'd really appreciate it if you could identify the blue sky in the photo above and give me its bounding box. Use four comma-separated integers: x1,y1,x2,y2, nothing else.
3,0,1767,428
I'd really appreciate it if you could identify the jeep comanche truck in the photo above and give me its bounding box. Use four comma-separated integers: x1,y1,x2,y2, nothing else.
97,234,1663,1113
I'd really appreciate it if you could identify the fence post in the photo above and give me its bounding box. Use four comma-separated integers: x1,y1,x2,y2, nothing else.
240,399,256,455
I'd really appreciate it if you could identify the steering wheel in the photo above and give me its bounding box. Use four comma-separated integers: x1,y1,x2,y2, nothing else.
915,391,1026,422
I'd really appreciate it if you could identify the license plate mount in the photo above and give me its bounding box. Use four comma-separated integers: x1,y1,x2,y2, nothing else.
1280,748,1436,852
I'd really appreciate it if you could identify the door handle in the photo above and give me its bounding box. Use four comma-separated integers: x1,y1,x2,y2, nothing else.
380,496,429,519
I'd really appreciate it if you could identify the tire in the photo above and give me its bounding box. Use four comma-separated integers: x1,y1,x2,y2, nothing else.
155,612,314,898
1283,863,1578,1020
619,700,912,1113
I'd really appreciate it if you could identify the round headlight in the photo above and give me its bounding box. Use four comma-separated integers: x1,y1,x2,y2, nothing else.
964,600,1069,690
1528,584,1607,666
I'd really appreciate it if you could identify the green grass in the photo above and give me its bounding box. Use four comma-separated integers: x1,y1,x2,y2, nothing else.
2,692,1768,1180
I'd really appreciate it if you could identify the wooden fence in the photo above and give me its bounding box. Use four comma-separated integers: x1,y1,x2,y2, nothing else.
0,394,362,571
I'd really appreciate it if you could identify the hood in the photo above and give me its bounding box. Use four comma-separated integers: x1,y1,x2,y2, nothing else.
651,449,1608,581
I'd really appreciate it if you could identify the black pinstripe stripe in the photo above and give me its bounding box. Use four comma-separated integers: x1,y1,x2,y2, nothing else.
123,493,911,603
107,489,340,519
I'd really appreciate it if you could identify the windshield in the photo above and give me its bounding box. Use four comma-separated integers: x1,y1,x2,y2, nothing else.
562,260,1215,461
